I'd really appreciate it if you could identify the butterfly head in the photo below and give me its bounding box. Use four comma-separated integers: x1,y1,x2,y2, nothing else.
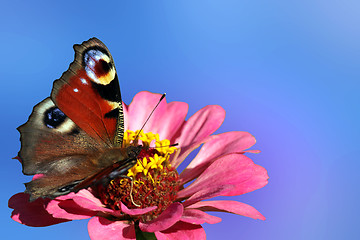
126,145,143,161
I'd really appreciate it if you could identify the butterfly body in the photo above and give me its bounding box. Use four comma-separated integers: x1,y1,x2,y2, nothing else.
18,38,138,201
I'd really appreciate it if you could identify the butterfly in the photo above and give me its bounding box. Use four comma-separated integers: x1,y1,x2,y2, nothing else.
18,38,143,201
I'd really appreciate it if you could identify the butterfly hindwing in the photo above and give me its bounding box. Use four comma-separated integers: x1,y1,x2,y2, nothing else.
18,97,138,200
18,98,106,175
18,98,110,200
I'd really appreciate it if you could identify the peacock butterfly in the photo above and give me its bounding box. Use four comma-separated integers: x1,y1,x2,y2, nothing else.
18,38,143,201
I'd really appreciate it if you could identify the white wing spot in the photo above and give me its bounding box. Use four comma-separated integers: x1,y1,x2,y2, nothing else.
80,78,88,85
73,88,79,92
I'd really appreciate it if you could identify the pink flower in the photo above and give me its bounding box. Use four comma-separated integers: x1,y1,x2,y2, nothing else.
9,91,269,240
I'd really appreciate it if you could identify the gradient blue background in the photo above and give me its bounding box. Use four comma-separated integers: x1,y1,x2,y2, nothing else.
1,1,359,239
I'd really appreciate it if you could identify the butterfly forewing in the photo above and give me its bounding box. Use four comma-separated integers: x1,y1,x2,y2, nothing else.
51,38,124,146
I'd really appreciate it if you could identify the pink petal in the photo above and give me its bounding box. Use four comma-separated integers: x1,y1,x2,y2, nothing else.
46,199,97,220
32,174,44,180
46,190,115,220
177,154,253,201
180,131,257,184
69,190,124,217
153,101,188,141
170,135,217,169
177,154,268,206
223,164,269,197
54,189,94,201
181,209,221,224
8,193,68,227
120,201,157,216
242,149,261,154
187,200,265,220
175,105,225,146
70,190,104,206
88,216,135,240
139,202,183,232
155,221,206,240
126,91,167,133
126,91,188,141
172,105,226,168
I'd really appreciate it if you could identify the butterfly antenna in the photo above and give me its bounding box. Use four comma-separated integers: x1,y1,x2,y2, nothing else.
128,94,168,179
150,143,179,149
133,93,166,143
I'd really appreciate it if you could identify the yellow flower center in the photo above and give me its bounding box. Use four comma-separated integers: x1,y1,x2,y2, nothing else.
125,130,177,179
96,130,180,222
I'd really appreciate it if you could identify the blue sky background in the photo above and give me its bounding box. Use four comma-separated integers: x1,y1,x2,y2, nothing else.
1,1,359,239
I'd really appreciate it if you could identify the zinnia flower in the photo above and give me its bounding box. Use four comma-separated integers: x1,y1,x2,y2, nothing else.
9,91,269,240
